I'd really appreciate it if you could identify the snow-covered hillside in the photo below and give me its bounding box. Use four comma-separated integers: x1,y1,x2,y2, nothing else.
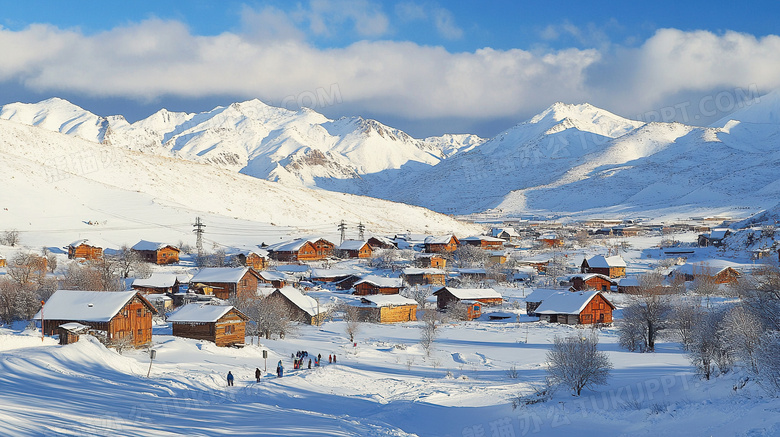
0,118,481,248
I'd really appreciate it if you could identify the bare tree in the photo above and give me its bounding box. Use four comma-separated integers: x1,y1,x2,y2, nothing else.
754,332,780,395
687,309,732,380
723,304,765,373
453,244,488,269
1,229,21,246
342,303,361,343
240,295,295,340
0,277,39,324
618,272,675,352
419,309,443,356
368,249,400,269
669,297,704,350
7,253,47,287
443,301,469,322
402,285,430,309
110,245,147,279
691,264,719,307
546,332,612,396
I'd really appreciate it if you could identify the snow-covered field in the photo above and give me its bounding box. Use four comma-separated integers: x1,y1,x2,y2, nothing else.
3,284,780,437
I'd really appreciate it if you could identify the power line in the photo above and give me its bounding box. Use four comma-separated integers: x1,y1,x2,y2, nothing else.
338,220,347,244
193,217,206,259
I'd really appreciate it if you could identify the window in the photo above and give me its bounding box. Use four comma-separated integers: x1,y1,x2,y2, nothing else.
225,325,234,334
136,309,142,317
137,329,142,337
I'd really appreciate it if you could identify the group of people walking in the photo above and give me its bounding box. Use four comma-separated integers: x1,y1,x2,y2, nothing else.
230,351,339,385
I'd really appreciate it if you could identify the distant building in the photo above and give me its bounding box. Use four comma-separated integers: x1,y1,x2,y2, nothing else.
353,275,405,295
67,239,103,260
337,240,373,258
697,229,731,247
581,255,626,278
189,267,261,300
269,286,327,325
424,235,460,253
352,295,418,323
535,291,615,325
167,304,249,347
131,240,180,265
402,268,446,286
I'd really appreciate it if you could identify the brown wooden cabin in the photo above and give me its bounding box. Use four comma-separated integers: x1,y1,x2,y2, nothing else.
235,251,268,270
534,291,615,325
537,234,564,248
131,272,182,295
35,290,156,348
517,259,551,273
524,289,562,317
337,240,373,259
462,301,484,321
131,240,180,265
424,235,460,253
310,238,335,259
0,255,5,268
57,322,90,345
415,253,446,269
189,267,261,300
461,236,505,250
581,255,626,278
269,286,326,325
334,274,362,290
353,295,418,323
432,287,503,311
258,270,288,288
673,264,742,284
402,268,446,286
570,274,616,292
267,239,319,262
167,304,248,347
488,252,508,265
367,236,396,250
353,276,405,295
310,269,356,283
67,239,103,260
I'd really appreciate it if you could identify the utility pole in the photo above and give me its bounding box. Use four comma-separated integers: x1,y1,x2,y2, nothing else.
357,222,365,240
338,220,347,244
193,217,206,260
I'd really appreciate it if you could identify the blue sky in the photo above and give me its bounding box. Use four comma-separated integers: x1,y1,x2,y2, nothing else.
1,1,779,137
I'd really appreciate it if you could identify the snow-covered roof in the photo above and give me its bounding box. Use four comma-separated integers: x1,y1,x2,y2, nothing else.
569,273,614,282
310,268,357,279
144,294,171,302
167,304,239,323
673,260,744,276
537,233,559,240
618,277,640,287
525,288,563,302
265,239,309,252
586,255,626,268
275,264,311,273
274,286,325,316
535,291,612,315
458,268,487,275
704,229,730,240
402,268,446,275
58,322,90,333
338,240,369,251
434,287,502,300
132,240,178,251
354,275,404,288
368,235,396,246
491,227,520,238
424,235,456,244
358,294,418,308
190,267,251,284
461,236,505,243
34,290,143,322
68,239,91,248
132,272,179,288
259,270,288,281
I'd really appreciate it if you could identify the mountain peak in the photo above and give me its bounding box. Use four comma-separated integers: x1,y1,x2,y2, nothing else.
521,101,644,139
712,88,780,127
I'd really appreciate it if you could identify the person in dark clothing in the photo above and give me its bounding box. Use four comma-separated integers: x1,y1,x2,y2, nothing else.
308,359,312,369
318,353,321,362
277,360,284,377
328,354,332,364
255,368,261,382
333,354,336,364
227,371,234,386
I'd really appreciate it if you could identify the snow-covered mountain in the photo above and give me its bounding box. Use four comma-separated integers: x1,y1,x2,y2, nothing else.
4,93,780,220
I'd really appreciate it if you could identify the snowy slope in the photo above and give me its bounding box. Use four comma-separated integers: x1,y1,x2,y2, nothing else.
0,118,481,248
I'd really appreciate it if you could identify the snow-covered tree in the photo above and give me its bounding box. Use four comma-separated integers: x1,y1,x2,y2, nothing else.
546,332,612,396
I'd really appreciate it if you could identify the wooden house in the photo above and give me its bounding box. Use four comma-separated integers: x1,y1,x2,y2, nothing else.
34,290,156,348
231,250,268,270
461,236,505,250
352,295,418,323
337,240,373,258
266,239,319,262
57,322,90,345
310,268,357,283
569,273,616,292
424,235,460,253
367,236,396,250
269,286,327,325
353,275,405,295
457,268,488,282
524,288,562,317
0,254,6,268
671,262,742,284
401,268,446,286
131,272,182,294
697,229,731,247
131,240,180,265
537,234,564,248
534,291,615,325
491,227,520,241
309,238,335,259
167,304,248,347
432,287,503,312
189,267,261,300
415,253,446,269
616,277,641,293
487,251,508,265
581,255,626,278
257,270,289,288
67,239,103,260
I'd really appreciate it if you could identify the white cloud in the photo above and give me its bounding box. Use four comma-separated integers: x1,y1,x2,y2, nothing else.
432,8,463,40
0,20,779,127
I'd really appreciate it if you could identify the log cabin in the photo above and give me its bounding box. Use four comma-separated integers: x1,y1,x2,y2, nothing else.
257,270,289,288
697,229,731,247
581,255,626,278
534,291,615,325
352,294,418,323
353,275,405,295
269,286,327,325
423,235,460,253
367,236,396,250
337,240,373,258
537,233,564,248
189,267,261,300
491,227,520,241
524,288,564,317
266,239,319,262
415,253,446,269
57,322,90,345
0,253,6,267
432,287,503,311
671,261,742,284
309,238,335,259
131,240,180,265
231,250,268,270
461,236,505,250
34,290,156,348
167,304,248,347
131,272,182,294
310,269,357,283
401,268,446,286
569,273,616,292
67,239,103,260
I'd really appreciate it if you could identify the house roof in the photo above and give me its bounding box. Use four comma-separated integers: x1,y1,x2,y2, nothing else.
132,240,178,252
34,290,146,322
525,288,564,302
402,268,446,275
132,272,179,288
424,235,456,244
367,236,396,246
458,268,487,275
537,233,559,240
265,239,310,252
68,239,92,248
274,286,325,316
167,304,244,323
310,268,357,279
462,236,505,243
433,287,502,300
569,273,615,283
673,260,744,276
190,267,252,284
258,270,289,281
491,227,520,238
586,255,627,268
354,275,404,288
704,229,730,240
358,294,418,308
338,240,369,251
535,291,614,315
618,277,640,287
